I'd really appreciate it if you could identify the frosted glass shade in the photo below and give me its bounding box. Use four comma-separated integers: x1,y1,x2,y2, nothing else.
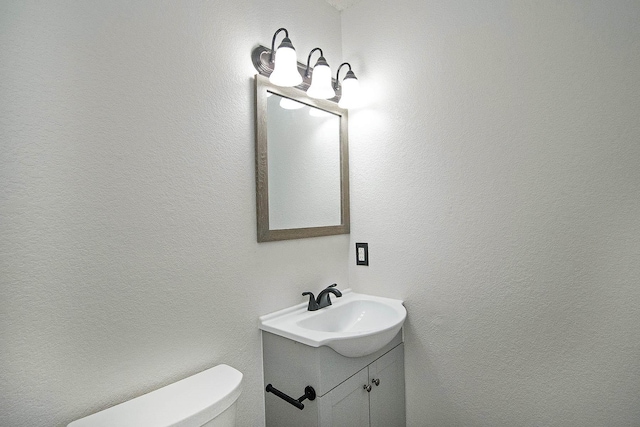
307,63,336,100
338,72,360,109
270,46,302,87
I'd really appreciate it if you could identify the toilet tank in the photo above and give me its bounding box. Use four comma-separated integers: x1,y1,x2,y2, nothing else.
68,364,243,427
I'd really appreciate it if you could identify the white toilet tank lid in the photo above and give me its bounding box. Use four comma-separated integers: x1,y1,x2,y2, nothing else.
68,364,243,427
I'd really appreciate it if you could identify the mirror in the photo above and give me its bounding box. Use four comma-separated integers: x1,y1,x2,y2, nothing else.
255,74,350,242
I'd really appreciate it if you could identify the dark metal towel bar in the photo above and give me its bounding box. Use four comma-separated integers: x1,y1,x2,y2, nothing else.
265,384,316,410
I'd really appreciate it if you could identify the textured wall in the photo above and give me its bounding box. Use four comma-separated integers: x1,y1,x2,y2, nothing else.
4,1,640,426
342,1,640,426
0,1,346,426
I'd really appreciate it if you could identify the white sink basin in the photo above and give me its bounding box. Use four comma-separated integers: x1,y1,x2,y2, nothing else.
259,290,406,358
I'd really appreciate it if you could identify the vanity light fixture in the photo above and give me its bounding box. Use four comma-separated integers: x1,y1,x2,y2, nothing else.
268,28,302,87
251,29,361,108
335,63,360,109
305,48,336,100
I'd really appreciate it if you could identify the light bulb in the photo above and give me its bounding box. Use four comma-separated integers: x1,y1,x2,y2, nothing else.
338,70,360,109
269,38,302,87
307,59,335,100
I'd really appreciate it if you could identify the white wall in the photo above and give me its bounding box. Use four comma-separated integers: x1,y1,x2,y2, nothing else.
0,1,346,426
4,1,640,426
343,1,640,426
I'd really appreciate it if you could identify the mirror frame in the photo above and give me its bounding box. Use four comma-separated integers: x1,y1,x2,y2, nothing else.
255,74,350,242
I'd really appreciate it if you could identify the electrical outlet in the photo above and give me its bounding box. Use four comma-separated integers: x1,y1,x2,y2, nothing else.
355,242,369,266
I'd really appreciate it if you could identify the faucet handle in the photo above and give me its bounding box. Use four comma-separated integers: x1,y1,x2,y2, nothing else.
302,292,319,311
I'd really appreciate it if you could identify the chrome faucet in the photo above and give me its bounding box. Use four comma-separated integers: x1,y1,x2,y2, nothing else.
302,284,342,311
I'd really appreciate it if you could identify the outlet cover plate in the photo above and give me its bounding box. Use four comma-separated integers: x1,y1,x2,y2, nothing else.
356,242,369,266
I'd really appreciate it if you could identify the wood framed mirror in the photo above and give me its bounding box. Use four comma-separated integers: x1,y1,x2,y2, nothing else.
255,74,350,242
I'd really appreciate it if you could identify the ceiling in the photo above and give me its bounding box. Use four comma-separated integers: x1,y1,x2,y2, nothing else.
324,0,363,11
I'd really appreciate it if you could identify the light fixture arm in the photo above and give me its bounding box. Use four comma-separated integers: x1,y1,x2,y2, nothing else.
270,28,289,63
335,62,353,89
305,48,325,78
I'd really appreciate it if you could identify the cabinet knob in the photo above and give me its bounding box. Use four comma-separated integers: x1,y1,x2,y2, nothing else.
363,384,372,392
371,378,380,386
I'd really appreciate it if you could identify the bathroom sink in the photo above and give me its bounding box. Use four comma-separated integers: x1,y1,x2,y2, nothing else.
259,290,406,358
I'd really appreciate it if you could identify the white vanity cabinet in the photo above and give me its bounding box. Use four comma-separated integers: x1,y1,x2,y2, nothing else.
318,344,405,427
262,331,405,427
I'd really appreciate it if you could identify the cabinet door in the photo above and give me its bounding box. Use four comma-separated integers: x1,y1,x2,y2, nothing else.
318,368,370,427
368,344,405,427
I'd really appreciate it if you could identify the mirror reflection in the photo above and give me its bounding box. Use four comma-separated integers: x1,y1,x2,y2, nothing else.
267,93,341,230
